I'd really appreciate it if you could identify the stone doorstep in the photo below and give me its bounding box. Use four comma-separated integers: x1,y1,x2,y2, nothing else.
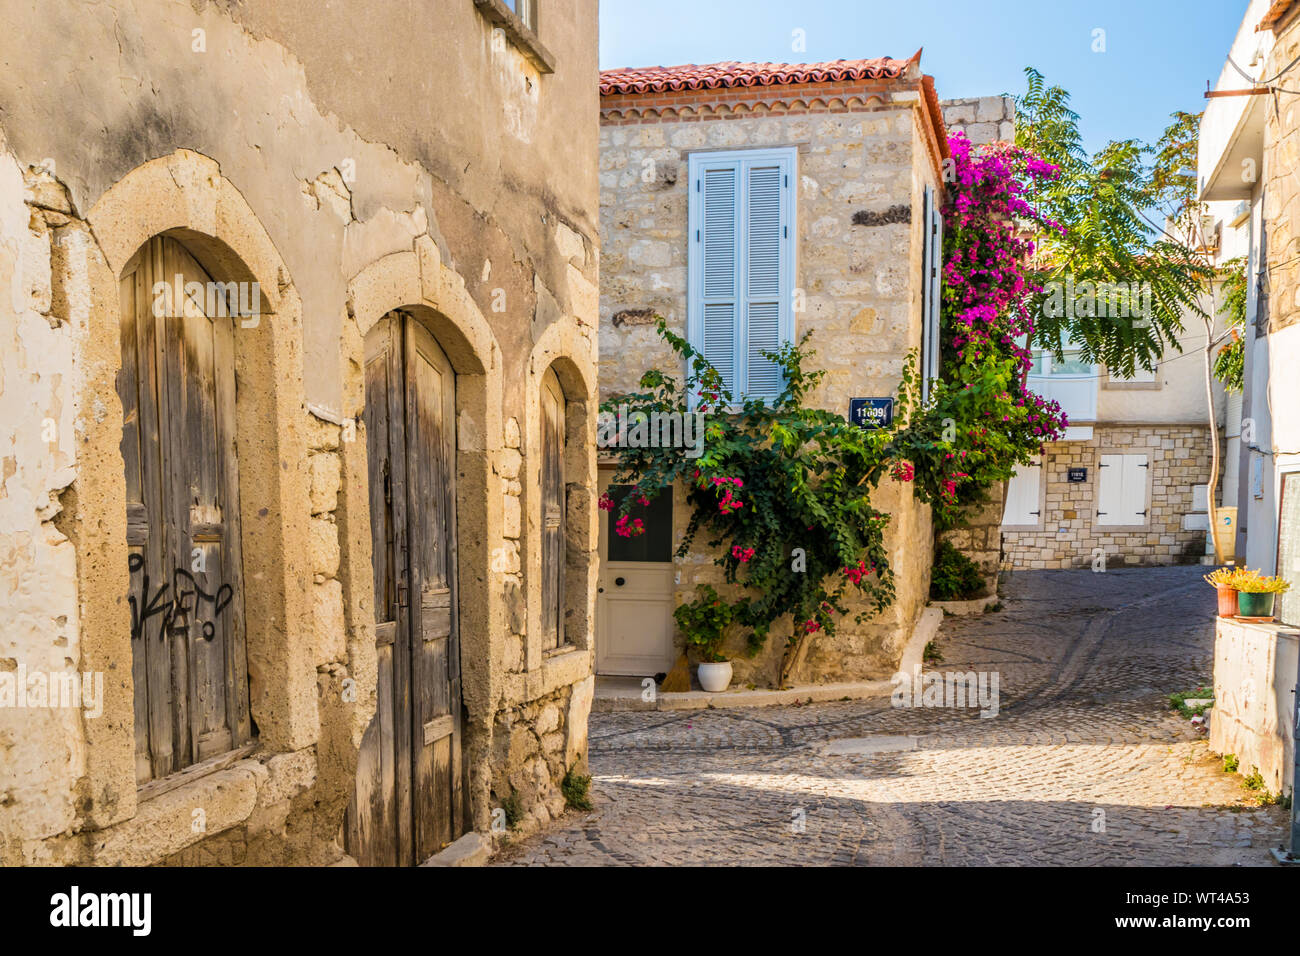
593,606,941,713
420,831,493,867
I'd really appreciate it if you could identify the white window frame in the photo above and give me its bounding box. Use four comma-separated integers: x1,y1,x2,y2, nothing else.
687,147,797,405
1027,334,1099,424
1103,362,1160,389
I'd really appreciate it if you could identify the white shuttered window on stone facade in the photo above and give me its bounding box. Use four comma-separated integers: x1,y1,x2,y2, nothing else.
688,148,796,404
1097,453,1149,526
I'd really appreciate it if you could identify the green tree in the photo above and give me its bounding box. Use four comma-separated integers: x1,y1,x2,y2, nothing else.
1014,68,1210,377
1016,68,1238,562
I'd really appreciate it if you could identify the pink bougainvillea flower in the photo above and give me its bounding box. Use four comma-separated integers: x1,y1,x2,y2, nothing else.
598,493,615,512
803,619,821,634
889,461,915,483
731,545,755,563
614,514,645,538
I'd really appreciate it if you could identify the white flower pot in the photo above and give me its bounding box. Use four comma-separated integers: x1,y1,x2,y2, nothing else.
697,661,732,693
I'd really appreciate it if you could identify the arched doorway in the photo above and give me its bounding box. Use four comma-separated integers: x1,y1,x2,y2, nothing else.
118,235,253,783
347,309,464,866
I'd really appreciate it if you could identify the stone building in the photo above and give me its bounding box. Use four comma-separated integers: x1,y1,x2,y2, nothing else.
999,303,1223,569
1200,0,1300,618
1199,0,1300,799
0,0,599,866
596,56,950,687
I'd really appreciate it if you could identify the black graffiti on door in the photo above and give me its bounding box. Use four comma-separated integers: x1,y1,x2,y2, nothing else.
128,553,234,641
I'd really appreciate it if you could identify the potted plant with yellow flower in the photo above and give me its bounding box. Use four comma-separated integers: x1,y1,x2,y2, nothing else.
1204,566,1243,618
1233,569,1291,621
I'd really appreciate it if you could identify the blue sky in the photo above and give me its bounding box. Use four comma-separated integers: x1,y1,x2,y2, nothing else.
599,0,1249,155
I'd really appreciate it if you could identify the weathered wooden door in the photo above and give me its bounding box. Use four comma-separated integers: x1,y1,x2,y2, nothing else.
540,368,566,651
347,310,463,866
118,236,251,785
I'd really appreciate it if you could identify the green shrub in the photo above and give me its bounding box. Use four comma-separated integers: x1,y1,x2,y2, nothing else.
561,768,594,811
930,541,986,601
500,788,523,829
1168,686,1213,718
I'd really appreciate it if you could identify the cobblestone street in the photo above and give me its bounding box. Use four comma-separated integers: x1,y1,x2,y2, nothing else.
497,567,1287,866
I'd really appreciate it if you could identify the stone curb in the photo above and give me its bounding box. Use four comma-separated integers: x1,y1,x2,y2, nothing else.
930,595,999,616
593,606,943,712
419,831,493,867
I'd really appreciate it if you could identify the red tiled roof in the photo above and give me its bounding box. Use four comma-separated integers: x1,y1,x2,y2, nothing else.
600,52,922,96
1260,0,1299,29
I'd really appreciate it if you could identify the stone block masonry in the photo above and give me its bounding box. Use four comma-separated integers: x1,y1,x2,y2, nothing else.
598,71,944,686
1003,425,1218,569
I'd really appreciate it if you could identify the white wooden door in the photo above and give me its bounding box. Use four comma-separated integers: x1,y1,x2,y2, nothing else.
596,477,676,676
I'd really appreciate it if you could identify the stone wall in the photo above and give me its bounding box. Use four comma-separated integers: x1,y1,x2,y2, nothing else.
1266,10,1300,335
1002,425,1217,569
598,87,942,686
0,0,599,865
941,96,1016,146
939,483,1006,597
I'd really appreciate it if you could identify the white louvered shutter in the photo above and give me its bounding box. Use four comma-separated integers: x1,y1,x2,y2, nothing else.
701,164,739,397
744,163,784,400
690,149,795,405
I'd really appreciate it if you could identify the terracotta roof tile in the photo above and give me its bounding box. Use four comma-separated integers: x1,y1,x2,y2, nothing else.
1261,0,1299,29
600,52,921,96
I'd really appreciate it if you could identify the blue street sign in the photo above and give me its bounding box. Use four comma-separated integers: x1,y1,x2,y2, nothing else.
850,397,893,430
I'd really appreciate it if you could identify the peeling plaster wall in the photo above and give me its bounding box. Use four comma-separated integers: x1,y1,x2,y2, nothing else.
0,137,86,849
0,0,599,864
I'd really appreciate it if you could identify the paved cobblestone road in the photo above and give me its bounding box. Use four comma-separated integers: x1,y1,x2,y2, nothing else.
496,567,1287,866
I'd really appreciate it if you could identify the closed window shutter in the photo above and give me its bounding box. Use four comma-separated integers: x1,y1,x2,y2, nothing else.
690,149,795,404
745,163,784,399
1121,455,1148,523
701,164,739,398
1098,454,1122,524
1098,454,1147,525
1002,457,1041,526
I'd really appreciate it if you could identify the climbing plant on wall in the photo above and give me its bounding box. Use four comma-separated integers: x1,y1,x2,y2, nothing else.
601,132,1068,684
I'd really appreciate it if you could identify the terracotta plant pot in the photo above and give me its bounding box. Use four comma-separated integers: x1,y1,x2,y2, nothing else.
1237,592,1276,619
1215,584,1239,618
697,661,732,693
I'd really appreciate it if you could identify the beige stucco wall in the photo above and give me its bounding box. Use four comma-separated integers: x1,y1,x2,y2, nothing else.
1097,319,1226,426
598,99,938,685
1210,618,1297,797
0,0,599,864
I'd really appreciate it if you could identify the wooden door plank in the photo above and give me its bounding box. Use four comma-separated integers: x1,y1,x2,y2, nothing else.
540,370,566,651
390,314,415,865
139,238,175,780
346,320,402,867
405,316,461,860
